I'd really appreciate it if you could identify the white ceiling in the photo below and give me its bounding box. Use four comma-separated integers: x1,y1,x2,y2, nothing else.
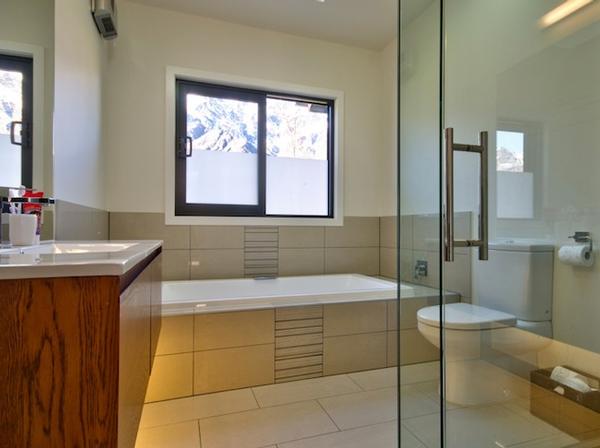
126,0,408,50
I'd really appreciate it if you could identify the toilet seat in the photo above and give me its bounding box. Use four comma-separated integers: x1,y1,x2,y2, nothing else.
417,303,517,330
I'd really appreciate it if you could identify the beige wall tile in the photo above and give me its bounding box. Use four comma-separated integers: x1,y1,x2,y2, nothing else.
412,214,439,252
325,247,379,275
194,344,274,394
162,250,190,281
380,247,396,279
156,315,194,356
380,216,397,249
279,227,325,248
323,332,387,375
195,310,274,350
190,225,244,249
325,217,379,247
110,212,189,249
398,328,439,365
145,353,193,402
323,301,387,337
412,212,471,253
55,200,109,241
279,248,325,276
399,249,412,282
400,215,413,250
276,333,323,349
276,306,323,321
387,301,398,331
387,331,398,367
189,249,244,279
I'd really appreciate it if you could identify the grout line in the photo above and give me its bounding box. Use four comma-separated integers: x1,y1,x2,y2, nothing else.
345,373,367,391
197,419,203,448
315,399,342,432
401,421,429,448
250,386,261,408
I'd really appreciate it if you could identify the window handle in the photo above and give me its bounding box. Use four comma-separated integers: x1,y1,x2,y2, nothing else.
444,128,489,262
9,121,23,146
178,136,193,158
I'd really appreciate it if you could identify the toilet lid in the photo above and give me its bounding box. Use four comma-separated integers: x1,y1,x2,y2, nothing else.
417,303,517,330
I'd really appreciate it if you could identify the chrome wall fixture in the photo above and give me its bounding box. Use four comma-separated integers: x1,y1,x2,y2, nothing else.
444,128,489,262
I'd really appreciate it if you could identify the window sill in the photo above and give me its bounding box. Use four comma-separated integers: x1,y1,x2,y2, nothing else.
165,215,344,227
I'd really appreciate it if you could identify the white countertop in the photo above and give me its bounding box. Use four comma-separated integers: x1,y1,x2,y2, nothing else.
0,240,162,280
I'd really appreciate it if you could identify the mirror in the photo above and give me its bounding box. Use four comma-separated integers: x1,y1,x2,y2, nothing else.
0,0,54,193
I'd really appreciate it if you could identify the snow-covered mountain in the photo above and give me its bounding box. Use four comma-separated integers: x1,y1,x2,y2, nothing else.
186,94,328,160
0,70,22,135
497,146,523,172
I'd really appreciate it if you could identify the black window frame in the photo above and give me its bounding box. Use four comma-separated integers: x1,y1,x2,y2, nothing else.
0,54,33,188
175,79,335,219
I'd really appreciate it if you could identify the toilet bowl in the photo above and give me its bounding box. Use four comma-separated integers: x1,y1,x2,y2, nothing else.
417,302,552,405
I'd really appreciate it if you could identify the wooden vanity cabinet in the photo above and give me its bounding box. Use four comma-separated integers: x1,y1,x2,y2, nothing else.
0,250,162,448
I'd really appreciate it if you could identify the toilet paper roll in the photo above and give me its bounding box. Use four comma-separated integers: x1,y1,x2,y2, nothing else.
558,244,594,267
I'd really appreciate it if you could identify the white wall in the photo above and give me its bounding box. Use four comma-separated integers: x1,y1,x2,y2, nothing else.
53,0,106,209
0,0,54,193
104,1,387,216
380,39,398,216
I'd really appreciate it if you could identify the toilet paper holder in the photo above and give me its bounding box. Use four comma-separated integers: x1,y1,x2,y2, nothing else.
568,231,593,251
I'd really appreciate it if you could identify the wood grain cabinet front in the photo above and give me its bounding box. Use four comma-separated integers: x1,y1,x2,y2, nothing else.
0,251,162,448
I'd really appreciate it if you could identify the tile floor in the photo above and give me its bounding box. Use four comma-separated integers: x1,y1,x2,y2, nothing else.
136,362,584,448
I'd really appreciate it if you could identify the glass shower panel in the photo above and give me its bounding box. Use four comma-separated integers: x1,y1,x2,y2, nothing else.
442,0,600,446
398,1,444,447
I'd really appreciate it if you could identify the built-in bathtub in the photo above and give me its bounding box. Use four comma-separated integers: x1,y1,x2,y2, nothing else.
145,274,458,402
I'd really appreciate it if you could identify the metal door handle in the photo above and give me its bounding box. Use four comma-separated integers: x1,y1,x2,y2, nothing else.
444,128,488,262
177,136,193,158
9,121,22,146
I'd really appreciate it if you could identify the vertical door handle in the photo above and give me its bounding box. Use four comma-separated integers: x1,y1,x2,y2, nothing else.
177,136,193,158
444,128,488,262
9,121,23,146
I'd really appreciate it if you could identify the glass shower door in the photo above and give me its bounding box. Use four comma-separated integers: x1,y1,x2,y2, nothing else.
398,1,445,447
440,1,600,447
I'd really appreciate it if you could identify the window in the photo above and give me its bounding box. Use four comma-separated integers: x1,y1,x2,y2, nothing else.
496,127,541,219
175,80,334,218
496,130,524,172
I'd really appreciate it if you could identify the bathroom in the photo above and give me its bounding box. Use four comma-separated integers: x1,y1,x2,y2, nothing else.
0,0,599,447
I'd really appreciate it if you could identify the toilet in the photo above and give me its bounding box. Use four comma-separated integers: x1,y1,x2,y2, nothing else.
416,239,554,405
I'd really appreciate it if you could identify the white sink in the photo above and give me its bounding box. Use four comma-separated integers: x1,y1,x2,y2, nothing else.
1,242,138,255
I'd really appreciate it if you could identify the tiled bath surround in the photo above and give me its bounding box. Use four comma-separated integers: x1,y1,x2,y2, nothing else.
108,212,470,403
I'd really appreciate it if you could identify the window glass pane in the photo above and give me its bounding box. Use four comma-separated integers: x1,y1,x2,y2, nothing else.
185,93,259,205
496,130,524,172
0,69,23,187
266,98,329,216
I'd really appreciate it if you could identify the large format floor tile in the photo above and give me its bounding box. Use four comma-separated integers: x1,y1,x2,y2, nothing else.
348,367,397,390
318,387,398,430
199,400,338,448
400,362,440,385
507,433,579,447
404,404,562,448
278,421,398,448
252,374,361,407
140,388,258,428
135,421,200,448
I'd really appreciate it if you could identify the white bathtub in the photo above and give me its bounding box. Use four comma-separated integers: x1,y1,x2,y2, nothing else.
162,274,410,316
